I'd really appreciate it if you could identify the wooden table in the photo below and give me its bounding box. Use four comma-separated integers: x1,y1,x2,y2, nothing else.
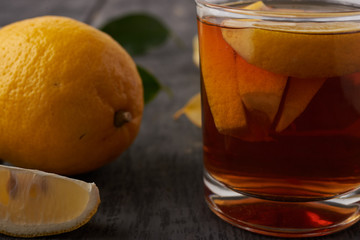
1,0,360,239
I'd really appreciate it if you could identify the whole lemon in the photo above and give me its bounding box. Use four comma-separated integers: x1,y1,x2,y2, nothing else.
0,16,144,175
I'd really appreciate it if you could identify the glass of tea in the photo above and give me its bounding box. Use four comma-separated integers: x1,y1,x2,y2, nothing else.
196,0,360,237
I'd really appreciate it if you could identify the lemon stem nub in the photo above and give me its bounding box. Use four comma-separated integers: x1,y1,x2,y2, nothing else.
114,110,132,128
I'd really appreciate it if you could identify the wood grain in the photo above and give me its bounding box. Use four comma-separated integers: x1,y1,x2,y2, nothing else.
0,0,360,239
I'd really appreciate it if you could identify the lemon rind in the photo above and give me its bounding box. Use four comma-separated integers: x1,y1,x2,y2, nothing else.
0,165,101,238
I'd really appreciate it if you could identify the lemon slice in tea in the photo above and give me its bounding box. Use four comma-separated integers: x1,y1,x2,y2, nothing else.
200,1,288,140
222,20,360,78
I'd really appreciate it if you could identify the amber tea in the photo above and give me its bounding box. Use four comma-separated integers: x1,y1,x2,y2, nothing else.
197,0,360,237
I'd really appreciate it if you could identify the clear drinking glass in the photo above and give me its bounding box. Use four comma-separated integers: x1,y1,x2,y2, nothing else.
196,0,360,237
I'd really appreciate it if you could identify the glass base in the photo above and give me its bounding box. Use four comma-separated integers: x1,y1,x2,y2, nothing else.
204,170,360,238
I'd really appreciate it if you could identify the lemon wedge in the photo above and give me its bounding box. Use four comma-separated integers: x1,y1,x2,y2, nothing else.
0,165,100,237
174,93,202,127
275,77,326,131
199,1,287,140
222,20,360,78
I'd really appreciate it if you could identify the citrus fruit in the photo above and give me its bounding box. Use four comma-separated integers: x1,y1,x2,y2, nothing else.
199,21,248,137
232,3,288,131
0,164,100,237
235,55,287,132
222,19,360,78
174,92,202,127
275,77,326,132
242,1,269,10
199,1,288,140
198,1,267,138
0,16,143,175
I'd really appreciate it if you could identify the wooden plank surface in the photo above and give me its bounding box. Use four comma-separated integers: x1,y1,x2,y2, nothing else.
0,0,97,26
1,0,360,239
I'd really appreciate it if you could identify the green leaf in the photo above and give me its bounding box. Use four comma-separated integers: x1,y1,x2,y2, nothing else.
101,13,170,56
137,65,162,104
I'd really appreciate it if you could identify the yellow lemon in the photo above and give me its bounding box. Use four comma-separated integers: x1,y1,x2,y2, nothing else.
0,16,143,175
0,164,100,237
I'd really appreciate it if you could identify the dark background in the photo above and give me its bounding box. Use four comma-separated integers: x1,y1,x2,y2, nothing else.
0,0,360,239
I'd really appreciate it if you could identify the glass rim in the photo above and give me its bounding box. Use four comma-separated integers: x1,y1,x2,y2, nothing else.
195,0,360,21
